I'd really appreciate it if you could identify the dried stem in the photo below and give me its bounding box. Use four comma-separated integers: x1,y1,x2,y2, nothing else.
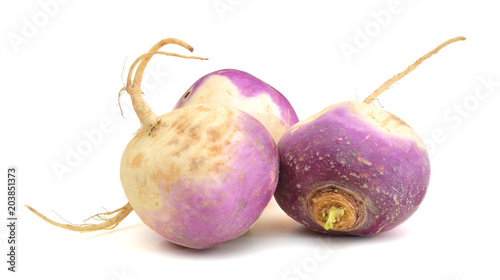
122,38,207,128
25,203,133,232
363,36,466,104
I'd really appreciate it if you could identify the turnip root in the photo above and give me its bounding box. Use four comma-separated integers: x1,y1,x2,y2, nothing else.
26,38,279,249
173,69,299,143
274,36,465,235
120,103,278,248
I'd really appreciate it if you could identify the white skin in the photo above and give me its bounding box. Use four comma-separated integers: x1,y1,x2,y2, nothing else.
178,74,291,143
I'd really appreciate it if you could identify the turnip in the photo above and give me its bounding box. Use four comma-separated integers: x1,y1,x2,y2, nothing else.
274,36,465,235
173,69,299,143
26,38,279,249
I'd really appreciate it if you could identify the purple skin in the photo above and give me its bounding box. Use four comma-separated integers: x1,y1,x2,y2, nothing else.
120,104,279,248
173,69,299,143
275,101,430,235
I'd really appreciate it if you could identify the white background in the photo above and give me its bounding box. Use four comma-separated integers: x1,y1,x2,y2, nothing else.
1,1,499,280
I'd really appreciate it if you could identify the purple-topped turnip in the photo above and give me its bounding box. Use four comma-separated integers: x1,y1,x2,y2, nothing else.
275,36,465,235
173,69,299,143
26,38,279,249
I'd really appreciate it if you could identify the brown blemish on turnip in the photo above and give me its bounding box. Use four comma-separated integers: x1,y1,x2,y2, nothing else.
197,105,211,112
208,161,226,174
207,127,223,142
183,89,192,99
187,124,202,141
189,157,205,172
131,152,144,168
